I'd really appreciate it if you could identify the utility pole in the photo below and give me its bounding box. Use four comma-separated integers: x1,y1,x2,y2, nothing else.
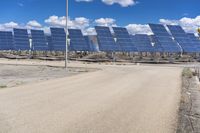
65,0,68,69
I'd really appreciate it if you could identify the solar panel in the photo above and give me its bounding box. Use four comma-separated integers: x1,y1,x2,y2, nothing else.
46,35,53,51
13,28,30,50
150,35,164,52
149,24,181,53
95,26,119,52
50,28,66,51
187,33,200,42
167,25,200,53
187,33,200,51
0,31,13,50
132,34,154,52
113,27,137,52
31,30,48,51
68,29,90,51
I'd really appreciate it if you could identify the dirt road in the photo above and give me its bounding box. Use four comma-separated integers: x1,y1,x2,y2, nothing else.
0,63,182,133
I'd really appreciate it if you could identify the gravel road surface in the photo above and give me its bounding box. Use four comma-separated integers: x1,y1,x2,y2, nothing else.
0,62,182,133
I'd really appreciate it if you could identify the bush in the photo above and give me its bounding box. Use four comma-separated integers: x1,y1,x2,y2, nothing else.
0,85,7,89
182,68,193,78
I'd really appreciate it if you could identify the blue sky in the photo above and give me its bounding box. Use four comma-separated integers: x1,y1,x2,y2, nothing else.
0,0,65,24
71,0,200,25
0,0,199,34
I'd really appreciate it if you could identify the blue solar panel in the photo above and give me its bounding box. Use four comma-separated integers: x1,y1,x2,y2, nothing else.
31,30,48,51
95,26,119,52
149,24,181,53
167,25,200,53
187,33,200,42
187,33,200,51
132,34,154,52
46,35,53,51
0,31,13,50
68,29,90,51
113,27,137,52
150,35,163,52
13,28,30,50
50,28,66,51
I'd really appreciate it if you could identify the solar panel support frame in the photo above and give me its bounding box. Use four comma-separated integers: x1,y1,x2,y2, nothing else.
65,0,69,70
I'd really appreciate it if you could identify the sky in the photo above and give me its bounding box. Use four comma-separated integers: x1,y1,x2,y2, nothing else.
0,0,200,35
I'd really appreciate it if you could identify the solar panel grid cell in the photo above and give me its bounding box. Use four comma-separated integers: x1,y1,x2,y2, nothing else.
95,26,119,52
13,29,30,50
187,33,200,52
187,33,200,42
113,27,137,52
68,29,90,51
50,28,66,51
133,34,154,52
31,30,48,51
0,31,13,50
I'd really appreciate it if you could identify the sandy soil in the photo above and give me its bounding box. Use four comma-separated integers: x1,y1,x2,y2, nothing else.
0,59,182,133
0,60,97,88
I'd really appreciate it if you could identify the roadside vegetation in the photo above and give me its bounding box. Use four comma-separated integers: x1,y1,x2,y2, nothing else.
182,68,193,78
0,85,7,89
177,68,200,133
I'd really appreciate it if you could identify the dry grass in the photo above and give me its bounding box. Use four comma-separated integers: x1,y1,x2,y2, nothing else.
182,68,193,78
0,85,7,89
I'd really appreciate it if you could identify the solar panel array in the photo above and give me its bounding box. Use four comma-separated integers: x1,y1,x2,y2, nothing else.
0,25,200,54
132,34,154,52
31,30,48,51
95,26,119,52
50,28,66,51
113,27,137,52
14,29,30,50
149,24,181,53
68,29,90,51
0,31,13,50
167,25,200,53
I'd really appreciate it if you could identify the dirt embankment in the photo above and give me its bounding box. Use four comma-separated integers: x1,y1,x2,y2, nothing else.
177,68,200,132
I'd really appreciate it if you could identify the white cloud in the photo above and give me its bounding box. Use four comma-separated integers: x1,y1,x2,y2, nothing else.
102,0,137,7
0,22,19,31
45,15,90,30
160,16,200,33
69,17,90,29
159,19,178,25
75,0,137,7
27,20,42,28
45,15,66,27
95,18,116,27
126,24,152,35
85,27,97,35
4,22,19,28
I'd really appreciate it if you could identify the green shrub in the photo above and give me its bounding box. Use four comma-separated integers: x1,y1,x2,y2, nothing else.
182,68,193,78
0,85,7,89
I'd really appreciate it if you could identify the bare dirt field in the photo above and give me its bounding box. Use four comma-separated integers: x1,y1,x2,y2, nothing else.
0,59,182,133
0,59,98,88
